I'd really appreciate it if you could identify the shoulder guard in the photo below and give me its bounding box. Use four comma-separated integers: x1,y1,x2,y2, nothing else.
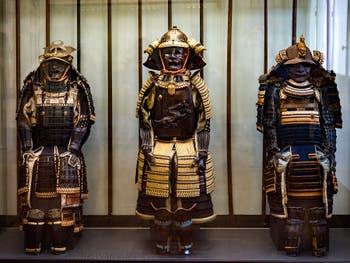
258,73,268,85
23,70,36,87
135,71,158,118
256,74,268,132
310,68,342,128
256,74,280,132
321,73,342,129
69,67,96,124
191,70,212,120
16,70,36,118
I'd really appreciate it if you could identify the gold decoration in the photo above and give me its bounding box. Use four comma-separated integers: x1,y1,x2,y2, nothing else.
297,35,307,58
168,83,176,95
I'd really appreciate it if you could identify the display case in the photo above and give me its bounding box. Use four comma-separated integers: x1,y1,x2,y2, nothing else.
0,0,350,260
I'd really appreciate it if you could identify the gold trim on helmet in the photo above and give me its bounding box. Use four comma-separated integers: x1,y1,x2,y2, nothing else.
39,40,76,65
144,39,160,56
158,27,190,49
187,38,205,55
274,35,317,66
143,26,206,71
270,35,325,76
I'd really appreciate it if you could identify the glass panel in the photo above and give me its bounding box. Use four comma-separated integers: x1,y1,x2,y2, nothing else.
0,1,4,214
20,0,46,86
296,0,350,214
1,0,17,215
0,0,8,214
296,0,331,67
328,0,350,214
297,0,327,64
204,0,229,214
267,0,293,67
331,0,348,75
231,0,264,215
50,0,77,69
334,72,350,214
112,0,139,215
1,0,350,218
172,0,200,39
80,0,108,215
141,1,168,83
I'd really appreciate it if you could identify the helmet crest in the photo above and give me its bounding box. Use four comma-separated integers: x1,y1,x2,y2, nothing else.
297,35,307,58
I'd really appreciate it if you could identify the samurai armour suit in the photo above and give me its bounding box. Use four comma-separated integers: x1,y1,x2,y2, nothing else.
135,27,215,254
256,36,342,256
16,41,95,254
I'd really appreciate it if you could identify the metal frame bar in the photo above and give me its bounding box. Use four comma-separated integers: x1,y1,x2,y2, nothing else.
292,0,297,44
107,0,113,215
200,0,204,78
261,0,268,225
16,0,20,96
226,0,234,217
46,0,50,46
77,0,81,72
15,0,21,216
138,0,142,92
168,0,172,29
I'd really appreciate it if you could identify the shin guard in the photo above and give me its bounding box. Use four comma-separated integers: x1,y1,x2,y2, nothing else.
309,207,329,257
47,208,74,254
173,208,193,255
284,207,305,256
152,206,172,254
23,209,45,255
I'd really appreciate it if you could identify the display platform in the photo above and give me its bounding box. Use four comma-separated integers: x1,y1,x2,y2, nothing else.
0,227,349,263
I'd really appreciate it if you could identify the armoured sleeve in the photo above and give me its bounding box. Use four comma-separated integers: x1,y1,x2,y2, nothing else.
262,84,280,156
318,70,342,129
67,77,95,153
139,85,156,149
192,86,210,152
256,74,268,132
197,120,210,153
16,72,35,151
319,87,337,167
327,74,342,129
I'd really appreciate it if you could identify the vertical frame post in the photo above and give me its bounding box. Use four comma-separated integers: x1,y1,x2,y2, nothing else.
168,0,172,29
226,0,234,218
292,0,297,44
77,0,81,72
107,0,113,216
46,0,50,46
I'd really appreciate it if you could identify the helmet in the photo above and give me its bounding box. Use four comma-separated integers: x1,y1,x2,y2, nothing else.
158,27,190,49
270,35,324,76
143,26,206,71
39,40,76,65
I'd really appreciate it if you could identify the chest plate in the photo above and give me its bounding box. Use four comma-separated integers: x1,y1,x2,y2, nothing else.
277,82,321,147
32,83,78,146
151,78,197,140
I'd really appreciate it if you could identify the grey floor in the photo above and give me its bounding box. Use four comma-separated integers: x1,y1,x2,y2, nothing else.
0,227,350,262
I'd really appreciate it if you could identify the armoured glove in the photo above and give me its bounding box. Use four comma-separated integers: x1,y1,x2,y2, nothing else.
267,147,281,167
142,146,155,166
68,151,80,167
60,150,80,168
193,151,207,176
21,147,43,165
